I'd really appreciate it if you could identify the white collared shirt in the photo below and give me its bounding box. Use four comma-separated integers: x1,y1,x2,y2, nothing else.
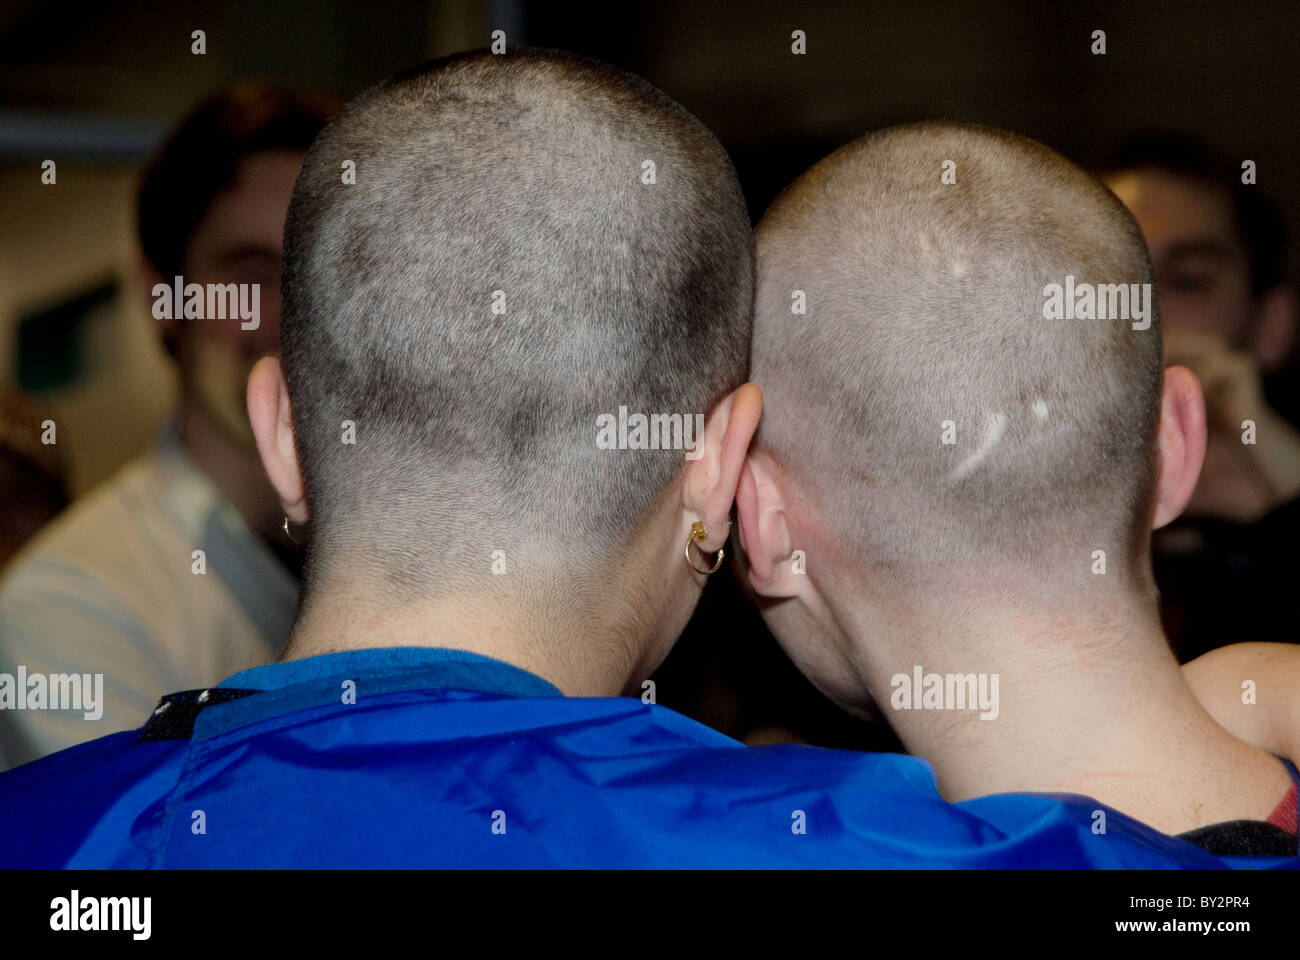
0,431,297,770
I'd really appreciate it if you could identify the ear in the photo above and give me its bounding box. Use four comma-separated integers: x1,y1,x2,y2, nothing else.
1252,285,1298,375
734,447,803,599
247,355,307,523
681,382,763,555
138,258,181,357
1153,365,1208,529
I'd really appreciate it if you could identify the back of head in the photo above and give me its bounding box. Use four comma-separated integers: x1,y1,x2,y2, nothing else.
282,50,752,599
754,122,1162,600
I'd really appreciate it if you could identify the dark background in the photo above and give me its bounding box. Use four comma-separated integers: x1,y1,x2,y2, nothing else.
4,1,1296,245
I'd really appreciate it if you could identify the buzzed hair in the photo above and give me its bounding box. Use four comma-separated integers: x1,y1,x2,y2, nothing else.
754,122,1163,591
281,50,752,598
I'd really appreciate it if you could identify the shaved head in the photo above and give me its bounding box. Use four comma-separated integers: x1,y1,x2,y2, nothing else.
754,122,1162,595
281,50,752,600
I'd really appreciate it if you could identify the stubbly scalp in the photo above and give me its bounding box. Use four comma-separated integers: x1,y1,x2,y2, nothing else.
280,49,753,598
754,121,1164,592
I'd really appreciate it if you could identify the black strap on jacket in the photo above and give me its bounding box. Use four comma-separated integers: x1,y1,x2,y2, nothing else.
136,688,262,741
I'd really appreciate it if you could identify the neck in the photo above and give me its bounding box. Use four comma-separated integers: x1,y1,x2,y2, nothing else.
841,585,1290,834
280,568,654,698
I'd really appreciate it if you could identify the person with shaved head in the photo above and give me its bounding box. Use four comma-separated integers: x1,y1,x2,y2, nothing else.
0,53,1182,870
738,121,1299,856
0,61,1284,867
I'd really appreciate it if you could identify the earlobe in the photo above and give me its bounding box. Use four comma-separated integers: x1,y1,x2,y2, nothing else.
1152,365,1207,529
247,356,308,523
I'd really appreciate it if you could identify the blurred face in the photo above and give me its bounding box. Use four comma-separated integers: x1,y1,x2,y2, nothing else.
1103,168,1255,352
179,149,305,445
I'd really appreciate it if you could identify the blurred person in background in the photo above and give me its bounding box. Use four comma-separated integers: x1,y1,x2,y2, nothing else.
0,83,335,770
0,388,68,569
1101,133,1300,661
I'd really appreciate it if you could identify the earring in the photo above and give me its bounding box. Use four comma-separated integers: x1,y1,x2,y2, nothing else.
684,520,724,575
282,516,305,545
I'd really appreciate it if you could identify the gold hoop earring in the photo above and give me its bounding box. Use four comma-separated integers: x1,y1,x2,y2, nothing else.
282,516,305,545
684,520,724,575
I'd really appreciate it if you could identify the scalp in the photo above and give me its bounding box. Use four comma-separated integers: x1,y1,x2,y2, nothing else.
281,50,754,598
754,122,1162,591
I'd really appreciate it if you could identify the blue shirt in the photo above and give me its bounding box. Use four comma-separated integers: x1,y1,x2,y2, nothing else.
0,647,1292,868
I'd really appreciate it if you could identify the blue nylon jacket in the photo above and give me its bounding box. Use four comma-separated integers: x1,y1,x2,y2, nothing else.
0,648,1294,868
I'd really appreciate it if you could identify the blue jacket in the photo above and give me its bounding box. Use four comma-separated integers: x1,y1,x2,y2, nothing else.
0,648,1292,868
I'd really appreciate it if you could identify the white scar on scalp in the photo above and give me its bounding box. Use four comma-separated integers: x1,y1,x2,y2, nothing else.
951,412,1007,479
